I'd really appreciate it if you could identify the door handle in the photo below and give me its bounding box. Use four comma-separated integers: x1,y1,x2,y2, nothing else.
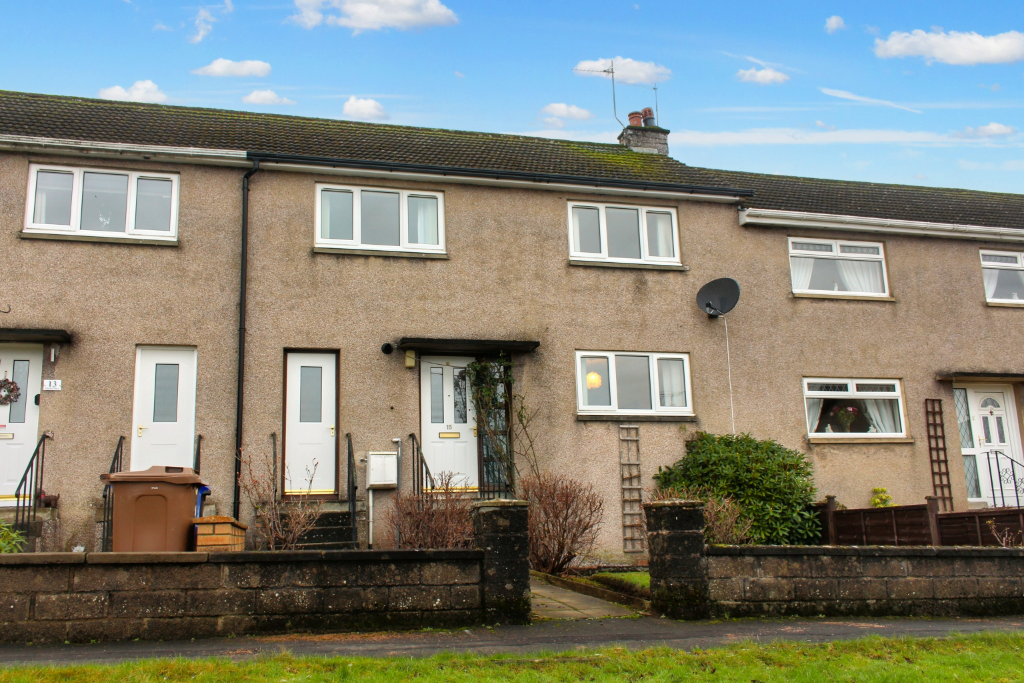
472,427,477,437
138,425,147,437
329,425,335,437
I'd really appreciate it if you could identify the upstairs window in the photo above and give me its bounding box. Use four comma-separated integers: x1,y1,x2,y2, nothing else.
575,351,692,416
315,183,445,254
568,202,680,266
24,164,178,240
788,238,889,297
803,378,905,438
980,250,1024,303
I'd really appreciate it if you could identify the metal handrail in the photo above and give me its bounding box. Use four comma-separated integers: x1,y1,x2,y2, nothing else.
408,433,435,496
984,449,1024,509
14,432,51,535
345,433,357,545
100,436,125,552
193,434,203,474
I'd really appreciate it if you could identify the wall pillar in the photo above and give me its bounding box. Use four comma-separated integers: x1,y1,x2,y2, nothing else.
644,499,710,619
471,499,531,624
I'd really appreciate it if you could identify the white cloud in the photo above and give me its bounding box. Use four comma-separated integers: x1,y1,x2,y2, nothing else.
223,0,234,11
153,22,171,31
668,126,1024,146
193,59,272,77
542,117,564,129
979,83,1002,92
815,120,836,131
736,67,789,84
956,122,1017,138
874,29,1024,65
98,80,168,103
242,90,295,105
820,87,922,113
342,95,389,120
289,0,458,32
825,16,846,34
541,103,593,121
573,56,671,85
190,8,215,43
454,71,464,78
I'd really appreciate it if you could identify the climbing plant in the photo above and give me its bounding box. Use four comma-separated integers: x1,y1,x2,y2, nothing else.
466,355,516,494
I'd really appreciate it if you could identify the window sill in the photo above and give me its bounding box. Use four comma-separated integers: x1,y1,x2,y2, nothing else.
568,260,689,272
577,414,698,423
20,230,178,247
792,292,895,302
986,301,1024,308
806,436,915,445
313,247,448,259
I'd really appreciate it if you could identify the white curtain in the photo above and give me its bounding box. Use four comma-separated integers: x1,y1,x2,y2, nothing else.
658,359,687,408
805,398,824,432
863,398,901,434
412,198,438,245
837,259,884,294
983,268,999,300
790,257,814,290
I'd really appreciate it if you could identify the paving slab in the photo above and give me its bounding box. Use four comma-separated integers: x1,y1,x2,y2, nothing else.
530,578,637,619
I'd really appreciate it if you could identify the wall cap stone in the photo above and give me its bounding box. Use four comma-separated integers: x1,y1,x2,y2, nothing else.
471,499,528,510
643,500,705,509
87,552,209,564
0,552,86,565
708,545,1024,558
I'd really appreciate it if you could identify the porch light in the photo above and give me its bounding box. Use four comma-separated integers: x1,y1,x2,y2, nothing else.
586,371,603,389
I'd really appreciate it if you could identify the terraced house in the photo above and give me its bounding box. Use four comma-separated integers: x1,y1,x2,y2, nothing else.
1,90,1023,560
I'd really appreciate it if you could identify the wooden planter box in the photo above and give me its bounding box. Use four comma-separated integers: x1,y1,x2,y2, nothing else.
193,515,247,552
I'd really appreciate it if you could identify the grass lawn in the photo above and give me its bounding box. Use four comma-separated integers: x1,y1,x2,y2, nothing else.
592,571,650,590
2,632,1022,682
592,571,651,598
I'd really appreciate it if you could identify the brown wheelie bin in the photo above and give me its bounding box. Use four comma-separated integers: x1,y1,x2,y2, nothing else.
100,466,207,552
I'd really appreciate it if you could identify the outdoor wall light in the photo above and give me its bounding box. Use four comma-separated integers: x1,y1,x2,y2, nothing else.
586,371,603,389
381,343,394,355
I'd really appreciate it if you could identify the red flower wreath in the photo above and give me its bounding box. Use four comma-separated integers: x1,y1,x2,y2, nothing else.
0,378,21,406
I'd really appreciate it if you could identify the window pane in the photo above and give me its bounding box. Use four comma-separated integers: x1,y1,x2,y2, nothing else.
646,212,674,258
322,189,354,240
581,357,611,407
81,172,128,232
987,268,1024,301
453,367,467,424
7,360,29,424
135,178,173,232
963,454,982,498
997,416,1006,443
616,355,652,410
953,388,974,450
571,206,601,253
855,383,896,393
657,358,686,408
606,207,641,259
982,253,1018,265
430,367,444,423
153,364,179,423
812,398,901,434
803,257,884,294
839,244,880,255
33,171,73,226
408,195,438,245
361,190,400,246
298,366,322,423
807,382,848,392
791,241,833,252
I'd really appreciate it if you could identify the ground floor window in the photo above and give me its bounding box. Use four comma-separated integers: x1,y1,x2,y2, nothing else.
576,351,692,416
803,378,905,437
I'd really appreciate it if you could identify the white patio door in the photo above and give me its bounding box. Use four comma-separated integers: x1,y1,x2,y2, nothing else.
960,385,1024,506
0,345,43,505
285,352,337,495
420,356,478,488
131,347,197,471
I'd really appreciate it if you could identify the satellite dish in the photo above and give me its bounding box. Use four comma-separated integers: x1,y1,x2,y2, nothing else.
696,278,740,318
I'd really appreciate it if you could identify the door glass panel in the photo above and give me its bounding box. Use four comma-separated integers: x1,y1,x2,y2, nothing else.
982,416,992,444
361,190,400,246
981,397,1001,409
33,170,73,225
646,211,674,258
606,207,641,259
298,366,322,423
7,360,29,424
430,367,444,423
657,358,686,408
322,189,354,240
616,355,653,410
408,195,438,245
953,388,974,449
135,178,173,231
581,357,611,407
571,206,601,253
963,454,982,498
453,368,468,424
81,172,128,232
997,416,1006,444
152,364,180,422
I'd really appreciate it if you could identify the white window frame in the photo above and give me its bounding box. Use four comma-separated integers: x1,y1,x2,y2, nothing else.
23,163,179,241
802,377,906,438
567,202,680,266
314,183,446,254
979,249,1024,304
575,350,693,416
788,237,890,297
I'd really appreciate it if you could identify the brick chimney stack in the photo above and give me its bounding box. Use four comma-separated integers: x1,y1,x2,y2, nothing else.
618,106,669,155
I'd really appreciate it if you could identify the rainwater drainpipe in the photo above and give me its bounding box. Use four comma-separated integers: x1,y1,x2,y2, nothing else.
233,159,260,521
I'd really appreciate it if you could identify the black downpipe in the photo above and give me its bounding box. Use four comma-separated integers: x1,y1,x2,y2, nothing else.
234,160,260,521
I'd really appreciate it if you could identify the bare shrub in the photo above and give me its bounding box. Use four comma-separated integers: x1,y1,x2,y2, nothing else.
520,475,605,575
988,519,1023,548
381,472,473,550
650,485,752,545
238,445,324,551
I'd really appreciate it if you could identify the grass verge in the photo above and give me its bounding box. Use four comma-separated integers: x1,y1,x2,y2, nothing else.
592,570,651,598
1,632,1022,682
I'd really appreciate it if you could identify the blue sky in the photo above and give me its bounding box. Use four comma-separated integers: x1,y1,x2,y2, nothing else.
2,1,1023,192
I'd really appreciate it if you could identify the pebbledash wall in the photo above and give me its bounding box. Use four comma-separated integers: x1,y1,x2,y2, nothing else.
646,500,1024,619
0,501,530,643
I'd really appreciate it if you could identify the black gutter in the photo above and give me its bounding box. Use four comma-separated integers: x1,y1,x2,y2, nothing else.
247,151,755,198
234,160,259,521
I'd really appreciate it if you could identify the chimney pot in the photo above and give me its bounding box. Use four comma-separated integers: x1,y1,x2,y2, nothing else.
627,111,643,127
641,107,656,126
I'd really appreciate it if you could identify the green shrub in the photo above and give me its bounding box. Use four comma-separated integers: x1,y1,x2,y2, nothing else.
870,487,894,508
654,432,820,545
0,522,25,553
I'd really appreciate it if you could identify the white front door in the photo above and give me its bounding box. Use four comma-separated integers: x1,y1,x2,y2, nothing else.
130,347,197,471
957,385,1024,506
0,345,43,504
285,352,336,495
420,356,477,488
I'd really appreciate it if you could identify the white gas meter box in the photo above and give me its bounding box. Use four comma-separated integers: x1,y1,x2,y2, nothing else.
367,451,398,489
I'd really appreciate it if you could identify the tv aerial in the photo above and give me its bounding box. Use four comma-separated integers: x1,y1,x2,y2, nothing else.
696,278,741,434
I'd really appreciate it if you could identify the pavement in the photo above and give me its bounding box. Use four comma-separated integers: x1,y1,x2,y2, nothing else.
0,579,1021,667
